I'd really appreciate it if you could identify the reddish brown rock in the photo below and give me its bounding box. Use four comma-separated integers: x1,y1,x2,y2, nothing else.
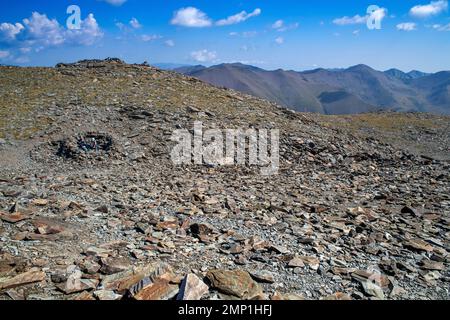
404,239,434,253
271,292,305,300
177,274,209,300
0,211,30,223
32,199,49,207
100,257,131,275
101,263,171,294
132,278,179,300
206,270,264,300
0,270,46,290
32,219,65,235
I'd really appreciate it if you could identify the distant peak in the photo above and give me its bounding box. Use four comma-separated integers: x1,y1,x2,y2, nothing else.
385,68,405,73
407,70,430,79
302,67,327,74
217,62,250,68
346,64,374,72
211,62,262,71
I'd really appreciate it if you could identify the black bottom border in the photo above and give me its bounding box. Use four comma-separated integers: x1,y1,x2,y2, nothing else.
0,300,446,319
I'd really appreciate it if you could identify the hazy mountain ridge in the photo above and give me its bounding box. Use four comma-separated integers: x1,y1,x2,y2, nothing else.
176,63,450,115
384,69,430,80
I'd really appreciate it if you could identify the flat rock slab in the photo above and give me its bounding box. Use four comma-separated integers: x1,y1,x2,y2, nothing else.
206,270,264,300
101,262,171,294
57,278,99,294
404,239,434,252
271,292,305,300
0,270,46,290
249,270,275,283
132,279,179,300
0,211,30,223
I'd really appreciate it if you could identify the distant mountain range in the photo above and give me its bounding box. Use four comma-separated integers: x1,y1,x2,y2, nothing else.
153,63,192,70
173,63,450,115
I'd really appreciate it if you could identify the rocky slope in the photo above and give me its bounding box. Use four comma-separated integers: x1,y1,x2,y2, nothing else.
0,59,449,300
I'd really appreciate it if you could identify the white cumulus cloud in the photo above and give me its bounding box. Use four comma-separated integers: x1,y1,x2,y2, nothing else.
333,15,367,25
23,12,65,46
410,1,448,18
190,49,217,62
397,22,418,31
171,7,212,27
0,22,24,41
216,8,261,26
66,14,103,46
0,12,103,50
129,18,142,29
272,20,299,32
98,0,127,6
272,20,284,29
333,8,387,26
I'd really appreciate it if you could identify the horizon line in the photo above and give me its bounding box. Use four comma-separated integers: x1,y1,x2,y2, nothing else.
2,58,450,74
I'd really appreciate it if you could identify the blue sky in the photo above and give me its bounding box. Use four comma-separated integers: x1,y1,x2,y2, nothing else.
0,0,449,72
